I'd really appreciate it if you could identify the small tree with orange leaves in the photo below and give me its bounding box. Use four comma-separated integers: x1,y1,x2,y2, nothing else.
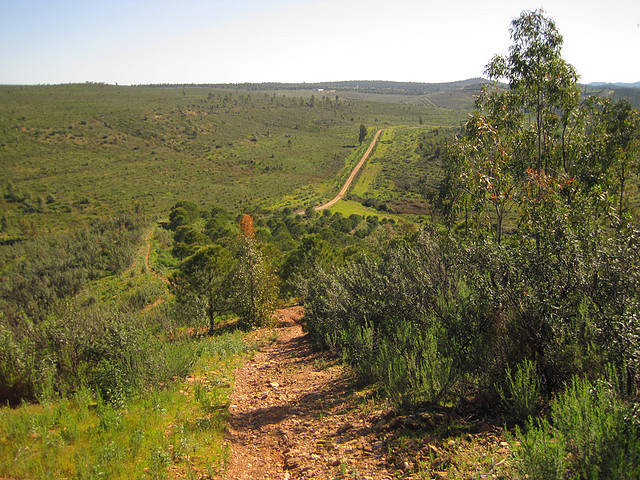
238,214,254,240
233,214,278,328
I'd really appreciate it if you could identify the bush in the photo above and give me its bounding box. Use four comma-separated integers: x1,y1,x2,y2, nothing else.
301,223,640,411
515,417,567,480
515,375,640,479
0,303,201,404
375,319,455,406
496,359,541,422
301,233,483,406
0,214,144,323
0,318,36,402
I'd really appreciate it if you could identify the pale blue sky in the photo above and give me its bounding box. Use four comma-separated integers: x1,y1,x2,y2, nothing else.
1,0,638,85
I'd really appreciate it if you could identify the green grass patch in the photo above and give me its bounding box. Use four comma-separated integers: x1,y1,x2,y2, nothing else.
352,163,383,197
0,330,249,479
327,200,405,222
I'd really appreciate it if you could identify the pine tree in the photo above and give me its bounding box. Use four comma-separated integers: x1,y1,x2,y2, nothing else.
358,124,367,144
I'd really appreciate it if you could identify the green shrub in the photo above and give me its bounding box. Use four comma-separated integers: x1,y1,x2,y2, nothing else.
375,319,454,406
0,319,35,397
301,233,478,406
515,417,567,480
497,359,541,422
515,375,640,479
338,321,377,383
0,302,201,404
0,214,144,324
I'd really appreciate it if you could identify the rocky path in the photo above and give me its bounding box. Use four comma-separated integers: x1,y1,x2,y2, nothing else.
221,307,399,480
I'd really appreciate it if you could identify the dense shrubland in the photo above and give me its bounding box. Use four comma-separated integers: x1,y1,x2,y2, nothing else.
167,201,404,331
300,10,640,478
0,214,196,404
301,225,640,398
0,83,465,232
0,177,406,408
0,214,143,323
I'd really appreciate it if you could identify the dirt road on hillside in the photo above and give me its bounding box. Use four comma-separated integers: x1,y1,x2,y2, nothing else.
314,129,384,211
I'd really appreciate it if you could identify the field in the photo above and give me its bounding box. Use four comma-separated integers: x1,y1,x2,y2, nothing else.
348,125,454,217
0,83,468,237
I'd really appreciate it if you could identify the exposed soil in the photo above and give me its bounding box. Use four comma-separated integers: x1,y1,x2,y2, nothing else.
314,129,384,212
219,307,514,480
221,306,399,480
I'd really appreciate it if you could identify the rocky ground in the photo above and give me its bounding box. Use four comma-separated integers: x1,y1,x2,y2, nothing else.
219,307,514,480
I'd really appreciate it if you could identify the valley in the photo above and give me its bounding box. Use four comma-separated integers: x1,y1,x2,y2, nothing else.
2,10,640,478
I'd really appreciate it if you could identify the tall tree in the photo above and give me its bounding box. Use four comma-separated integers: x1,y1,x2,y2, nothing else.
441,10,582,243
170,244,233,334
484,9,579,173
600,99,640,220
234,214,278,328
358,124,368,145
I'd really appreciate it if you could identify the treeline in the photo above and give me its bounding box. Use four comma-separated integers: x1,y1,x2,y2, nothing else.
148,79,489,95
613,86,640,110
300,11,640,479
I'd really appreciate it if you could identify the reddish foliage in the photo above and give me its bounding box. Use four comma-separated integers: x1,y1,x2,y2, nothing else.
239,214,255,239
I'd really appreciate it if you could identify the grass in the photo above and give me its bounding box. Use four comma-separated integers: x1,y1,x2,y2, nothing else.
0,223,247,480
0,84,469,238
0,330,249,479
373,412,517,479
351,127,399,198
327,200,406,223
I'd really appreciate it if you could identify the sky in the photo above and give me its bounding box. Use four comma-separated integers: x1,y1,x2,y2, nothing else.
1,0,639,86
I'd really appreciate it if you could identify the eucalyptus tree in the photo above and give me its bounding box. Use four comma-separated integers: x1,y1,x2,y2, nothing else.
440,9,582,243
600,99,640,220
484,9,580,173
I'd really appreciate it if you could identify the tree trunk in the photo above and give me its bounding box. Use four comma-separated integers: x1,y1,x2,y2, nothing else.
208,296,216,334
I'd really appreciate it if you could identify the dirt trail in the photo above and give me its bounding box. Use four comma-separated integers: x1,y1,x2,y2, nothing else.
221,307,398,480
144,229,170,284
314,129,384,211
141,228,171,311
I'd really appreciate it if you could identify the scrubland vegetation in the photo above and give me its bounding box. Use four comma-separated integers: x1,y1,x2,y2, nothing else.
1,9,640,479
300,11,640,478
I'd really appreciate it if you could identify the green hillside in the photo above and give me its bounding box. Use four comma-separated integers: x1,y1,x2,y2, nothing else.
1,24,639,476
0,83,468,236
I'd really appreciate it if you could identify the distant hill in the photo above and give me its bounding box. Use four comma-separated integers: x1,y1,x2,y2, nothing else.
588,81,640,88
149,79,491,96
145,77,640,114
582,83,640,110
